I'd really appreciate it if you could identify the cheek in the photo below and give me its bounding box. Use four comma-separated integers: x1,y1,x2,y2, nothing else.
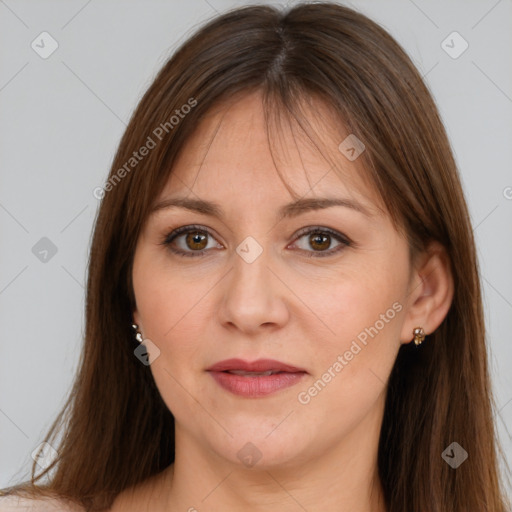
292,254,407,411
292,298,402,445
300,261,406,356
132,256,209,389
133,252,212,342
138,282,209,370
134,269,211,419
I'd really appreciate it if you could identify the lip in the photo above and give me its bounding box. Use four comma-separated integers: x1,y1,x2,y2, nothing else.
206,358,307,373
206,358,307,398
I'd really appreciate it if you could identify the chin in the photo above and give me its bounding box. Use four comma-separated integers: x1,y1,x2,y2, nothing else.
207,421,314,471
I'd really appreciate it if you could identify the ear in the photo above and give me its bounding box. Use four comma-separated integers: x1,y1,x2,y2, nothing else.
132,308,143,332
399,240,454,344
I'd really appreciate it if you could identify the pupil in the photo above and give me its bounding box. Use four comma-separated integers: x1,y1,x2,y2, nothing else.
311,233,329,251
187,232,207,250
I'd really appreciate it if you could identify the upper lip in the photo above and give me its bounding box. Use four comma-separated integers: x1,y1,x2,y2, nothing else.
206,358,307,373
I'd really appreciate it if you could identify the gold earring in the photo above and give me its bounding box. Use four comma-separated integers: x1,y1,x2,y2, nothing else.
412,327,426,346
131,323,143,343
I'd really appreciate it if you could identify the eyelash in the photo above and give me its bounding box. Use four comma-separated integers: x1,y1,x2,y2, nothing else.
159,224,352,259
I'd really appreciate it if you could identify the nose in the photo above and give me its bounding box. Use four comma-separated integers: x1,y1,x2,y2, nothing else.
217,246,290,335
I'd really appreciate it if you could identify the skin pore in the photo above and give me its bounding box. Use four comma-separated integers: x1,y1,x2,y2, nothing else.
114,90,453,512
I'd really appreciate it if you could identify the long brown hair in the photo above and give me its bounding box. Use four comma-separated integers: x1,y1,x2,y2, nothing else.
2,2,509,511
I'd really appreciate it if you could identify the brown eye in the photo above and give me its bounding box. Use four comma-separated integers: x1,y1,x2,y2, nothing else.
185,231,208,251
308,233,331,251
291,227,351,258
162,225,222,258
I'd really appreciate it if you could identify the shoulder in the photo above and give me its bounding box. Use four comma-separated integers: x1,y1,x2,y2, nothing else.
0,495,85,512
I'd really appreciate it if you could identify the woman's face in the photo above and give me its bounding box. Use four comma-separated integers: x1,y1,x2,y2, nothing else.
132,90,415,470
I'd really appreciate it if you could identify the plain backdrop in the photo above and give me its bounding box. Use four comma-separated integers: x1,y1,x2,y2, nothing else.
1,0,511,496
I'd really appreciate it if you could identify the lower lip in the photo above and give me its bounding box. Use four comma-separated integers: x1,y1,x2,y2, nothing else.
208,371,306,397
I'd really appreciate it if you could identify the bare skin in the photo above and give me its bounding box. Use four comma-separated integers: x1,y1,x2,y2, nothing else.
110,90,453,511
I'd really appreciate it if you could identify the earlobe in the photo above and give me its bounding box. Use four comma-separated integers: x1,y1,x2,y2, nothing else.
132,310,143,334
400,241,454,344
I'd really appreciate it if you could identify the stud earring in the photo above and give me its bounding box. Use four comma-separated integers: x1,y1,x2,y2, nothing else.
131,323,143,343
412,327,426,346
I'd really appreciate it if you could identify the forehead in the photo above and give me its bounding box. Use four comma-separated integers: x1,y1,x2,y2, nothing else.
156,90,382,215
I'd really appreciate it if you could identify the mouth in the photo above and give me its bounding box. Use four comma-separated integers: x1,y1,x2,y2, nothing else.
206,358,307,374
206,358,307,398
222,370,285,376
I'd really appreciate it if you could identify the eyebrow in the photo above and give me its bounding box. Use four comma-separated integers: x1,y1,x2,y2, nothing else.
150,196,374,220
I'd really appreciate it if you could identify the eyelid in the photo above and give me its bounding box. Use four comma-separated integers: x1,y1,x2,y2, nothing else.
162,224,220,244
160,224,223,258
288,226,352,258
291,225,352,246
160,224,352,258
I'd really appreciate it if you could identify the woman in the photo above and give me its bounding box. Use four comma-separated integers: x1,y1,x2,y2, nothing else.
1,2,509,511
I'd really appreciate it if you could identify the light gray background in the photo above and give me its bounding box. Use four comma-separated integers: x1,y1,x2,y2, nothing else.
1,0,511,495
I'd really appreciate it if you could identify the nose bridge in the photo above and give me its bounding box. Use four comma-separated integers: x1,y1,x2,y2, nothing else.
230,237,273,306
218,235,289,332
